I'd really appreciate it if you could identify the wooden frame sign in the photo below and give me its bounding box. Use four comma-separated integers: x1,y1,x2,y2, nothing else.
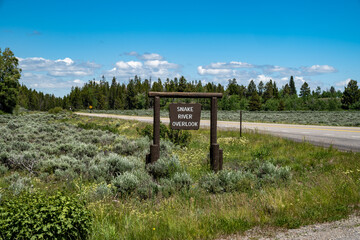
147,92,223,172
169,103,201,130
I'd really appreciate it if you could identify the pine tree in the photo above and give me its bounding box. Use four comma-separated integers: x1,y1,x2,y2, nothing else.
247,80,257,98
283,84,291,96
109,77,117,109
227,78,239,95
330,86,336,97
0,48,21,113
300,82,311,99
178,76,187,92
289,76,297,96
262,80,273,102
249,91,261,111
341,79,360,109
273,81,279,98
258,81,264,97
126,79,136,109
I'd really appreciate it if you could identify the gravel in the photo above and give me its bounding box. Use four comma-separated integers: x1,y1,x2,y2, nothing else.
219,214,360,240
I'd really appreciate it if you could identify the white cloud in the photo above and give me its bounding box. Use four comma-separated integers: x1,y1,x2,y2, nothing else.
55,57,74,65
107,56,180,80
144,60,178,69
115,61,143,69
73,79,83,84
336,78,351,87
206,61,253,69
197,60,339,88
197,66,233,75
197,61,254,80
139,53,163,60
253,74,273,83
302,65,337,74
18,57,100,77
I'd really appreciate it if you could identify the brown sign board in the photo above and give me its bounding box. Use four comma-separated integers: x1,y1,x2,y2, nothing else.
169,103,201,130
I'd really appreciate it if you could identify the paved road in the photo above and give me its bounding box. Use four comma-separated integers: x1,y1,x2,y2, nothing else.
75,112,360,152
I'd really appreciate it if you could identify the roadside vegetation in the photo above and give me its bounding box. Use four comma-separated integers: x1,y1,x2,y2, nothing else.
80,109,360,126
1,112,360,239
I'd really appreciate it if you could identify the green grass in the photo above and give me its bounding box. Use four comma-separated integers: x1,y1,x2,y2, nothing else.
83,109,360,126
67,114,360,239
2,113,360,239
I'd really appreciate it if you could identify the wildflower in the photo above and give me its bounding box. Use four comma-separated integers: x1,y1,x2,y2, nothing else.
153,228,156,231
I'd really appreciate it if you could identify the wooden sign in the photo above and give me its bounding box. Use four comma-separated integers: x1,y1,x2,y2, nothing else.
169,103,201,130
147,92,223,172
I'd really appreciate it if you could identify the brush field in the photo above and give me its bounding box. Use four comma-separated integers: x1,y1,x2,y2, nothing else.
1,112,360,239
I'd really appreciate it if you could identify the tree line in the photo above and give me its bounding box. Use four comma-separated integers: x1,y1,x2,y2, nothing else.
18,75,360,112
1,47,360,113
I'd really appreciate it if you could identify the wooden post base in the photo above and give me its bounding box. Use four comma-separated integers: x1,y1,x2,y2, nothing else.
146,144,160,164
210,144,223,172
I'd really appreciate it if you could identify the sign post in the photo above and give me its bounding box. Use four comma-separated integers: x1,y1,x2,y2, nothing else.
147,92,223,172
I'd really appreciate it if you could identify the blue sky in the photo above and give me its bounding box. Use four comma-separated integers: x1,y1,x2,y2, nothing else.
1,0,359,96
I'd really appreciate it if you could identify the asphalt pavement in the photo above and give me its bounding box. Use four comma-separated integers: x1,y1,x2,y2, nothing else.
75,112,360,152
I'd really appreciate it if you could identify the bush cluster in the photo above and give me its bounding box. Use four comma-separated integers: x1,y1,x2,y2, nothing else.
0,192,92,239
0,113,193,200
111,155,192,199
48,107,64,114
200,160,291,194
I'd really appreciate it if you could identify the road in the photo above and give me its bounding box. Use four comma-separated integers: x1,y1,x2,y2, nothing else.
75,112,360,152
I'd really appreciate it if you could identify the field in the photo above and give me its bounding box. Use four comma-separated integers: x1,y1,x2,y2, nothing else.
1,112,360,239
84,109,360,126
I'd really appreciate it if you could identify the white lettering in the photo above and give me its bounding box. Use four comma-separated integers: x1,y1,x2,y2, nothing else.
176,106,194,112
177,114,193,119
171,121,199,127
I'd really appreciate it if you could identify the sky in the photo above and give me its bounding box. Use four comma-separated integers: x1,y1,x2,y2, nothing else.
1,0,360,97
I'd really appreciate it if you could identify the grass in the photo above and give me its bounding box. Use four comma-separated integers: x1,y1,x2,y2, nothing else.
81,109,360,126
68,114,360,239
2,113,360,239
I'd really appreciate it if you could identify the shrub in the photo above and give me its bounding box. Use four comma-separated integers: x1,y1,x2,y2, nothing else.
218,170,255,192
113,138,144,156
7,120,19,130
72,143,97,159
167,128,192,147
41,155,87,181
48,107,63,114
89,153,141,181
5,173,32,196
11,151,39,173
247,160,292,185
199,170,256,194
146,155,181,179
88,183,113,201
172,172,192,191
103,154,139,177
158,178,176,197
199,172,223,193
0,192,92,239
133,169,159,199
112,172,140,196
0,164,8,176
